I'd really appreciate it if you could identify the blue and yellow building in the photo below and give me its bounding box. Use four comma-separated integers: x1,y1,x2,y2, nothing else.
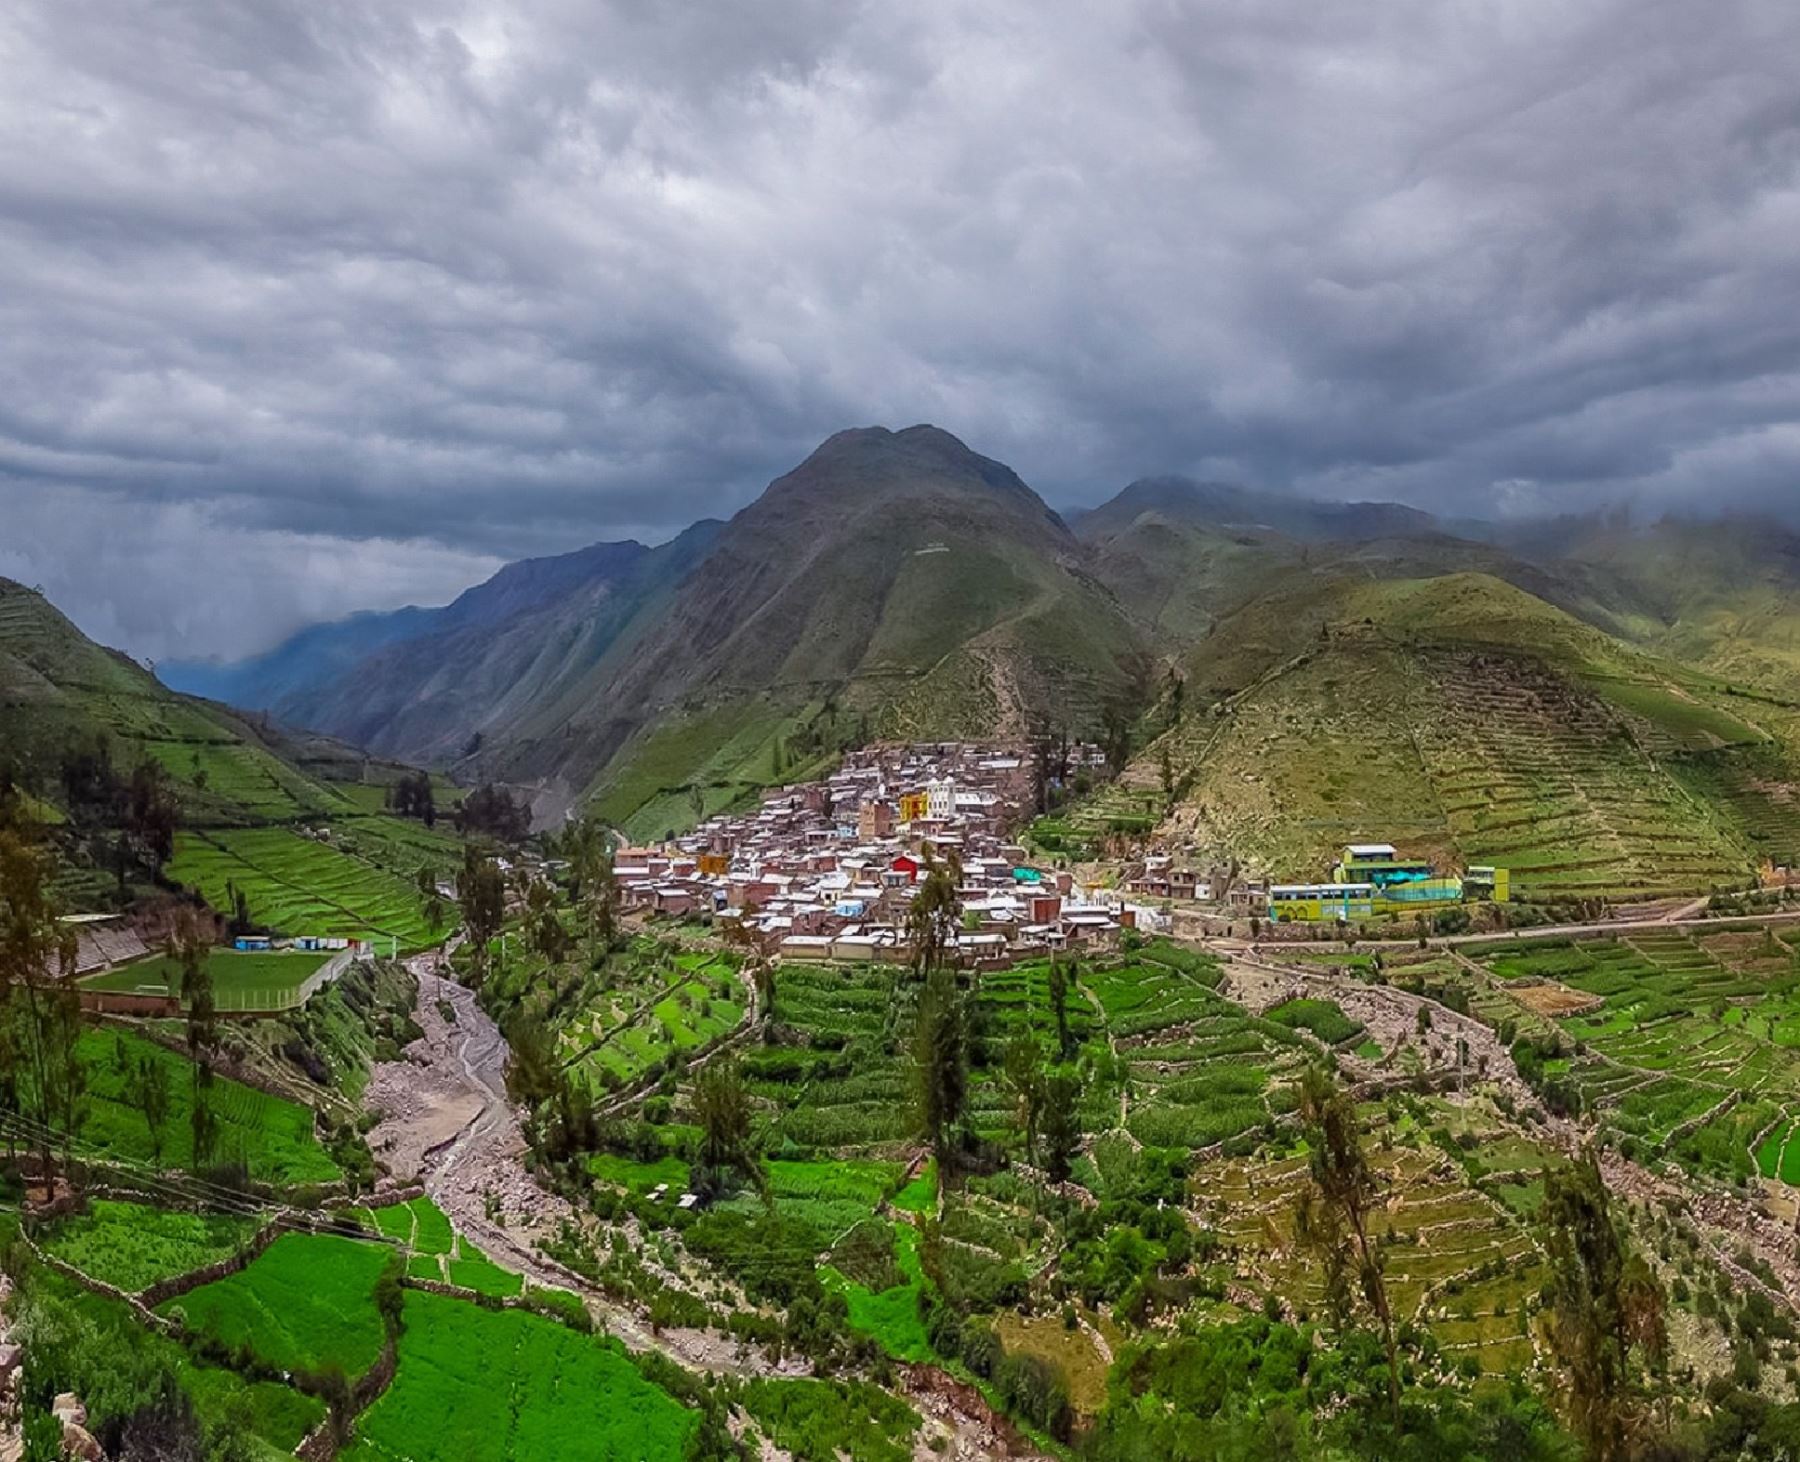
1265,843,1508,922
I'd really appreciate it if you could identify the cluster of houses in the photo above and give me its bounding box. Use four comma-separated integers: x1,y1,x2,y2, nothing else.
611,743,1156,966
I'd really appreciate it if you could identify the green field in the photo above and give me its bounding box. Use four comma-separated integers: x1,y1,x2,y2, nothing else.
741,1379,920,1462
82,947,330,1005
158,1233,393,1378
71,1028,339,1185
344,1290,695,1461
1471,926,1800,1180
558,946,744,1090
23,1270,324,1459
40,1199,260,1293
169,827,443,950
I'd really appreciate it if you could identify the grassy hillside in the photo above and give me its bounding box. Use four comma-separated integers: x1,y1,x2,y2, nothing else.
1149,573,1779,899
0,578,461,931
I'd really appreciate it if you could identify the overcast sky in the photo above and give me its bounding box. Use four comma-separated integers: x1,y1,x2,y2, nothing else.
4,0,1798,662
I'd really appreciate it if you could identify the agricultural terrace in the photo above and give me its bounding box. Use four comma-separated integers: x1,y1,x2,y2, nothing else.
344,1290,697,1462
82,947,330,1005
359,1195,524,1295
1027,779,1163,861
21,1268,326,1456
557,945,744,1090
170,825,447,950
1191,1096,1553,1379
1417,651,1752,902
1473,925,1800,1181
579,942,1357,1409
40,1200,260,1294
61,1028,339,1186
1167,635,1759,899
142,728,356,824
159,1232,394,1378
739,1379,921,1462
1085,946,1312,1152
27,1195,711,1461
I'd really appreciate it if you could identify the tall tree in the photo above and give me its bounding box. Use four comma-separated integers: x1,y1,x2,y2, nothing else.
132,1052,171,1167
1101,701,1132,776
416,865,445,938
1541,1150,1668,1462
563,814,618,944
456,784,530,843
456,847,507,985
1295,1065,1401,1430
125,760,180,875
1047,958,1073,1062
906,853,961,979
169,911,218,1168
524,875,570,964
0,824,81,1196
1039,1070,1082,1184
692,1057,758,1188
912,966,967,1168
389,771,436,826
1002,1029,1044,1169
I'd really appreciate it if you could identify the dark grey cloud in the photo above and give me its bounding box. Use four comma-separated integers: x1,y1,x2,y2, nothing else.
2,0,1799,658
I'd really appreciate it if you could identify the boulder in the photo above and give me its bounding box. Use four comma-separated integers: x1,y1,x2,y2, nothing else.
60,1421,104,1462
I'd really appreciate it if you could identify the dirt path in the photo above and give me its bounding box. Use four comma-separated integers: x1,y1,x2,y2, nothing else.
364,955,800,1378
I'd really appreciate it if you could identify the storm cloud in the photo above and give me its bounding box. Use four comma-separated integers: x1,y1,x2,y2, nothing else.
3,0,1798,659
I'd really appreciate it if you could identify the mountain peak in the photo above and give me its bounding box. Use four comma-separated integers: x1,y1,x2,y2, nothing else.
757,424,1053,525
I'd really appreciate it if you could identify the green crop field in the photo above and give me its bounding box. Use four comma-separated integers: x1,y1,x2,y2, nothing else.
71,1028,339,1185
40,1199,260,1293
741,1378,920,1462
159,1233,393,1378
169,827,442,949
24,1269,324,1458
558,945,744,1090
1469,926,1800,1181
344,1290,695,1461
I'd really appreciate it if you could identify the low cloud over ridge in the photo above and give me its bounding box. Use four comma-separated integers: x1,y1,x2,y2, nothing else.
3,0,1798,657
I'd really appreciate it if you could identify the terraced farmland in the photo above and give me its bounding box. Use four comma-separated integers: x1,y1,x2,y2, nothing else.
1089,951,1309,1151
70,1027,340,1185
1193,1108,1549,1377
169,826,441,949
1418,651,1750,902
40,1200,261,1294
359,1195,526,1295
1473,927,1800,1180
159,1232,394,1378
345,1290,696,1461
560,948,744,1090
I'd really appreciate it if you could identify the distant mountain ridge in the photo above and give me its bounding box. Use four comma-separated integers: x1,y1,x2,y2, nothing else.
158,426,1800,849
1072,475,1439,545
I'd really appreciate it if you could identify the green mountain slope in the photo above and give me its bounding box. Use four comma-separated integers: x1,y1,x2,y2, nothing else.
556,426,1143,835
0,578,460,935
1145,571,1795,899
178,427,1148,837
1544,516,1800,695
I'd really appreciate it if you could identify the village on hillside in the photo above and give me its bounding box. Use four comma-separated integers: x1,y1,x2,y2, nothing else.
608,738,1521,960
609,742,1168,965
